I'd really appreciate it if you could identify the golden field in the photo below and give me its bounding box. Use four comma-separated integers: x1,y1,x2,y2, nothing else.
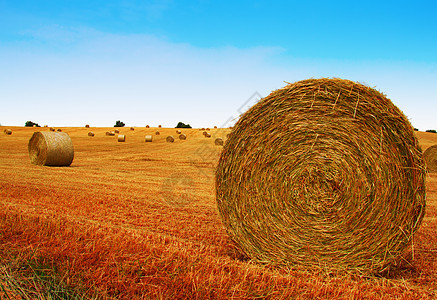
0,126,436,299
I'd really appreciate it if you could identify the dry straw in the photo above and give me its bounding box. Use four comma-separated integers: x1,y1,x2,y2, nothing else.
176,129,182,134
216,78,426,274
88,132,95,137
4,129,12,135
114,129,120,134
28,131,74,166
50,127,55,132
57,129,62,132
146,125,150,128
215,138,224,146
204,132,211,138
179,133,187,140
423,145,437,172
130,127,135,131
166,136,175,143
85,124,90,128
158,125,162,128
145,135,153,142
118,135,126,142
155,131,160,135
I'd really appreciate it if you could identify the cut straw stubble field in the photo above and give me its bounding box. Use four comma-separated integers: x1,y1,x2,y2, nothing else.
0,126,436,299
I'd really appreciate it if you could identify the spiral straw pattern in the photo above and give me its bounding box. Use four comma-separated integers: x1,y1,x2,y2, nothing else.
216,78,426,274
423,145,437,172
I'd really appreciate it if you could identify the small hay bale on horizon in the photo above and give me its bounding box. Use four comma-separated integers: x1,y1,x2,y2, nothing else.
176,129,182,134
118,135,126,142
204,132,211,138
215,137,224,146
216,78,426,275
146,125,150,128
166,136,175,143
4,129,12,135
50,127,55,132
88,132,95,137
85,124,90,128
145,135,153,142
423,145,437,172
130,127,135,131
179,133,187,140
155,131,160,135
158,125,162,128
57,129,62,132
28,131,74,166
114,129,120,134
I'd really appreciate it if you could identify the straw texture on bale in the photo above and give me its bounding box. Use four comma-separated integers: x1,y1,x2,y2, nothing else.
85,124,90,128
166,136,175,143
216,78,426,274
176,130,182,134
179,134,187,140
202,131,208,136
155,131,160,135
28,132,74,166
423,145,437,173
118,135,126,142
204,132,211,138
145,135,153,142
4,129,12,135
215,138,224,146
88,132,95,137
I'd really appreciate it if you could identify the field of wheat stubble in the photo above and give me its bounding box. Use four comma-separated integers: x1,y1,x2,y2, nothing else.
0,126,436,299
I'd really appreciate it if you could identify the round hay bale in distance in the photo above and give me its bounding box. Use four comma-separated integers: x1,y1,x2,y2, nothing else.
158,125,162,128
130,127,135,131
88,132,95,137
4,129,12,135
215,138,224,146
423,145,437,173
204,132,211,138
146,125,150,128
85,124,90,128
56,129,62,132
117,135,126,142
28,131,74,166
166,136,175,143
155,131,160,135
50,127,55,132
145,135,153,142
176,129,182,134
179,133,187,140
216,78,426,274
114,129,120,134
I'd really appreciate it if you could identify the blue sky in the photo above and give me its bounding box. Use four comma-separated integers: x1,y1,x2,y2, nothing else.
1,0,436,129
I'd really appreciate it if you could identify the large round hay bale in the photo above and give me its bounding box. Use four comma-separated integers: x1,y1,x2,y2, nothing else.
88,131,95,137
179,134,187,140
166,136,175,143
28,132,74,166
4,129,12,135
118,135,126,142
216,78,426,274
423,145,437,172
145,135,153,142
215,138,224,146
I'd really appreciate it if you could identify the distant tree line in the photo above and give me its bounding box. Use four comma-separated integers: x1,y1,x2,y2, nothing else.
114,120,125,127
25,121,40,127
175,122,192,128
